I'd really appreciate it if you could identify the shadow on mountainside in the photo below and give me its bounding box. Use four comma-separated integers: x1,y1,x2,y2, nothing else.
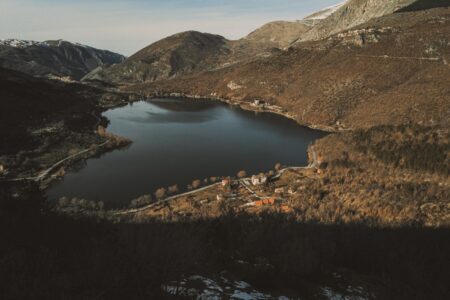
396,0,450,12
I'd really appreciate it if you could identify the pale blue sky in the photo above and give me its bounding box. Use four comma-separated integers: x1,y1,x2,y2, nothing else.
0,0,341,55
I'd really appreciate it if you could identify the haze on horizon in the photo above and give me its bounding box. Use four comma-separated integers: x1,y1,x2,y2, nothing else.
0,0,342,56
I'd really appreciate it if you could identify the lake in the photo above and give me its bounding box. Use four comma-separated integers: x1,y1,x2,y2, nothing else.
48,98,327,208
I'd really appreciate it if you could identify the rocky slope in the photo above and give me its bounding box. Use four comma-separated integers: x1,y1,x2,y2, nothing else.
243,20,317,48
292,0,418,43
129,7,450,131
303,1,347,21
94,0,446,85
0,39,125,80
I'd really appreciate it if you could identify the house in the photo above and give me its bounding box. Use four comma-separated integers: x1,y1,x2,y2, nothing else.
0,164,4,174
252,99,266,107
251,174,267,186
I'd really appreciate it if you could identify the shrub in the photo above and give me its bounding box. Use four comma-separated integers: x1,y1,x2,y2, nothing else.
192,179,202,189
237,170,247,178
155,188,167,200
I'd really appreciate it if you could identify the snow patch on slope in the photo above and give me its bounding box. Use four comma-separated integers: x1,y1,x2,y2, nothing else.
304,1,347,20
0,38,92,49
0,39,42,48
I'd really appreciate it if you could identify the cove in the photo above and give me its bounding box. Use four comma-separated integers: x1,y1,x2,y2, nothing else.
47,98,328,208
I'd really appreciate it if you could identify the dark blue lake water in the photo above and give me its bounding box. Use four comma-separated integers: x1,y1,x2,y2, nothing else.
48,98,327,208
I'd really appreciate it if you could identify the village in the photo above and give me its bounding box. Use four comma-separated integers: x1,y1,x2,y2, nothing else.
126,154,326,222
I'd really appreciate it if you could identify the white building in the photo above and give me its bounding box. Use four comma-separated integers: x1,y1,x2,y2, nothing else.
251,174,267,186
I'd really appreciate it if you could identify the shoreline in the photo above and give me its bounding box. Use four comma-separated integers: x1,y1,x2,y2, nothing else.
142,92,351,133
51,93,329,212
4,91,329,213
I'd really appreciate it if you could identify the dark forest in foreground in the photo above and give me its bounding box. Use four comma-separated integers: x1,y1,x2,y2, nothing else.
1,183,449,299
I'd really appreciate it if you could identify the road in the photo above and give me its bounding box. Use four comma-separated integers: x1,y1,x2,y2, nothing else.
115,149,319,216
1,140,109,183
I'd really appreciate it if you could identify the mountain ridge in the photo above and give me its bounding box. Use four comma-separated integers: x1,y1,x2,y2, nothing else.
0,39,125,80
126,7,450,131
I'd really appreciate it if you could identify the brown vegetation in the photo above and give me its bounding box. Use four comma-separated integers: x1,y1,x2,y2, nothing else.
128,8,450,131
154,187,167,200
191,179,202,189
237,170,247,178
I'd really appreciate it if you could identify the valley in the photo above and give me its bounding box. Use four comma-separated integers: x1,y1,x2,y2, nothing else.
1,1,449,299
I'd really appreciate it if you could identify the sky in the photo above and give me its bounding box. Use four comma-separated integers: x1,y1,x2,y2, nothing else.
0,0,341,56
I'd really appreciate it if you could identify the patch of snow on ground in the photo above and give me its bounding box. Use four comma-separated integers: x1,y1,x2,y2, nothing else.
163,275,283,299
321,286,370,300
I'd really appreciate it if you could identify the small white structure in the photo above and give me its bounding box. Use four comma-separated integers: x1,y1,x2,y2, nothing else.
0,164,4,173
251,174,267,186
275,187,285,194
252,99,265,107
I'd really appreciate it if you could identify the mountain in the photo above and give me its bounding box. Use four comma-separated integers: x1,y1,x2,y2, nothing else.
94,0,441,85
128,7,450,130
293,0,419,43
87,31,230,83
0,39,125,80
243,20,317,48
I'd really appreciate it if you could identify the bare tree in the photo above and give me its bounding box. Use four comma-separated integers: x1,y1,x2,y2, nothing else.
275,163,282,171
168,185,179,195
155,188,167,200
192,179,202,189
237,170,247,178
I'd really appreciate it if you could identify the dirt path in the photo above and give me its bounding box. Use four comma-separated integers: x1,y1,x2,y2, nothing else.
356,54,443,63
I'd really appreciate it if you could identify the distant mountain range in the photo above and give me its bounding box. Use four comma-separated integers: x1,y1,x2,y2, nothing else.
0,39,125,80
2,0,447,86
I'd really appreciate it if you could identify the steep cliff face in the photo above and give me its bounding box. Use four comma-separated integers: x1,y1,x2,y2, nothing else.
0,39,125,80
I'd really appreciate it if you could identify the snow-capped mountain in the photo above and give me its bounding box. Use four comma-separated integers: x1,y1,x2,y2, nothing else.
0,39,125,80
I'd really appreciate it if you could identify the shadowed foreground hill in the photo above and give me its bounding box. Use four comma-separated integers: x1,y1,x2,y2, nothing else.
1,183,449,299
0,67,130,179
130,8,450,130
0,67,104,154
